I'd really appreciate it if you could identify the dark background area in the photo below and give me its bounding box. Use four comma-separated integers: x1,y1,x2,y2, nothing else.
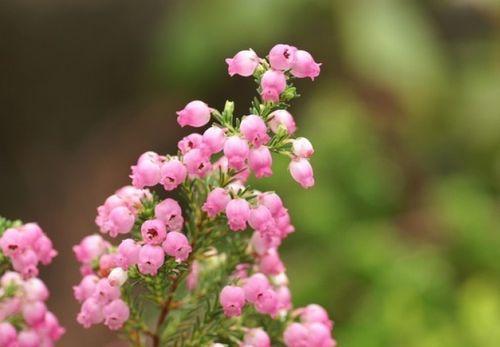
1,1,499,346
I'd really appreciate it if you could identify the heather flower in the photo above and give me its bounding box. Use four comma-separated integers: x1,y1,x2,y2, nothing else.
307,323,336,347
77,298,104,328
268,44,297,71
242,328,271,347
249,205,275,235
160,158,187,191
73,275,99,302
138,245,165,275
283,323,309,347
248,146,273,178
291,50,321,80
0,322,17,347
289,158,315,188
93,278,120,304
254,288,278,316
223,136,249,170
22,301,47,326
225,198,251,231
130,151,162,188
258,192,284,218
203,126,226,154
268,110,297,135
300,304,333,329
108,267,128,287
243,273,270,304
17,330,39,347
219,285,246,317
260,70,286,103
0,228,25,256
259,249,285,276
116,238,140,269
141,219,167,245
183,148,212,177
292,137,314,158
178,133,205,154
176,100,211,128
162,231,192,262
226,50,260,77
103,299,130,330
202,188,231,217
276,286,292,311
154,198,184,232
240,115,270,146
106,206,135,237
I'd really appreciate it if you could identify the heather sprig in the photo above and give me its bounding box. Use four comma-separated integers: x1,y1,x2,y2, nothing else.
73,44,334,347
0,216,65,347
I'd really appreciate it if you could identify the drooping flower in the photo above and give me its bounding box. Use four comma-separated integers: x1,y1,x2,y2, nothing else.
140,219,167,245
268,44,297,71
225,198,251,231
260,70,286,103
268,110,297,135
219,285,246,317
202,188,231,217
248,146,273,178
223,136,249,170
291,50,321,80
103,299,130,331
154,198,184,232
137,244,165,276
240,115,270,146
176,100,211,128
226,50,260,77
292,137,314,158
160,158,187,191
162,232,192,262
289,158,315,188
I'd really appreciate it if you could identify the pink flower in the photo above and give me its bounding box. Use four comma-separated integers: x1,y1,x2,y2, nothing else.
219,285,246,317
160,158,187,191
307,323,336,347
17,330,40,347
176,100,211,128
77,298,104,328
108,267,128,287
248,146,273,178
275,210,295,238
0,228,26,256
92,279,120,304
22,301,47,326
289,158,315,188
258,192,284,218
243,273,270,303
249,205,275,235
225,198,251,231
141,219,167,245
268,110,297,134
73,275,99,303
242,328,271,347
162,231,192,262
259,249,285,276
269,44,297,71
254,288,278,316
138,245,165,275
226,50,260,77
183,148,212,178
291,50,321,80
41,311,65,341
103,299,130,330
202,188,231,217
300,304,333,329
32,234,57,265
154,198,184,232
19,223,43,245
203,126,226,154
240,115,270,146
130,151,163,188
73,235,109,265
24,278,49,302
283,323,309,347
276,286,292,311
0,322,17,347
260,70,286,103
292,137,314,158
223,136,249,170
106,206,135,237
11,249,39,278
116,238,140,269
178,133,204,155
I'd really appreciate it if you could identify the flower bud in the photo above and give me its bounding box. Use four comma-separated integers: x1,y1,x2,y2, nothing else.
176,100,211,128
225,50,259,77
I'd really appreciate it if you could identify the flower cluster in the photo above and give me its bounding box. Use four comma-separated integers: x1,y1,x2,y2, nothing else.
73,43,334,347
0,218,64,347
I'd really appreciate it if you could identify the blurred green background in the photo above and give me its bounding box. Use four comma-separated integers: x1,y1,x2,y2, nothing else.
1,0,499,346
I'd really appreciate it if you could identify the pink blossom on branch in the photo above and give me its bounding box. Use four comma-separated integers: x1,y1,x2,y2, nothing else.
72,43,334,347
